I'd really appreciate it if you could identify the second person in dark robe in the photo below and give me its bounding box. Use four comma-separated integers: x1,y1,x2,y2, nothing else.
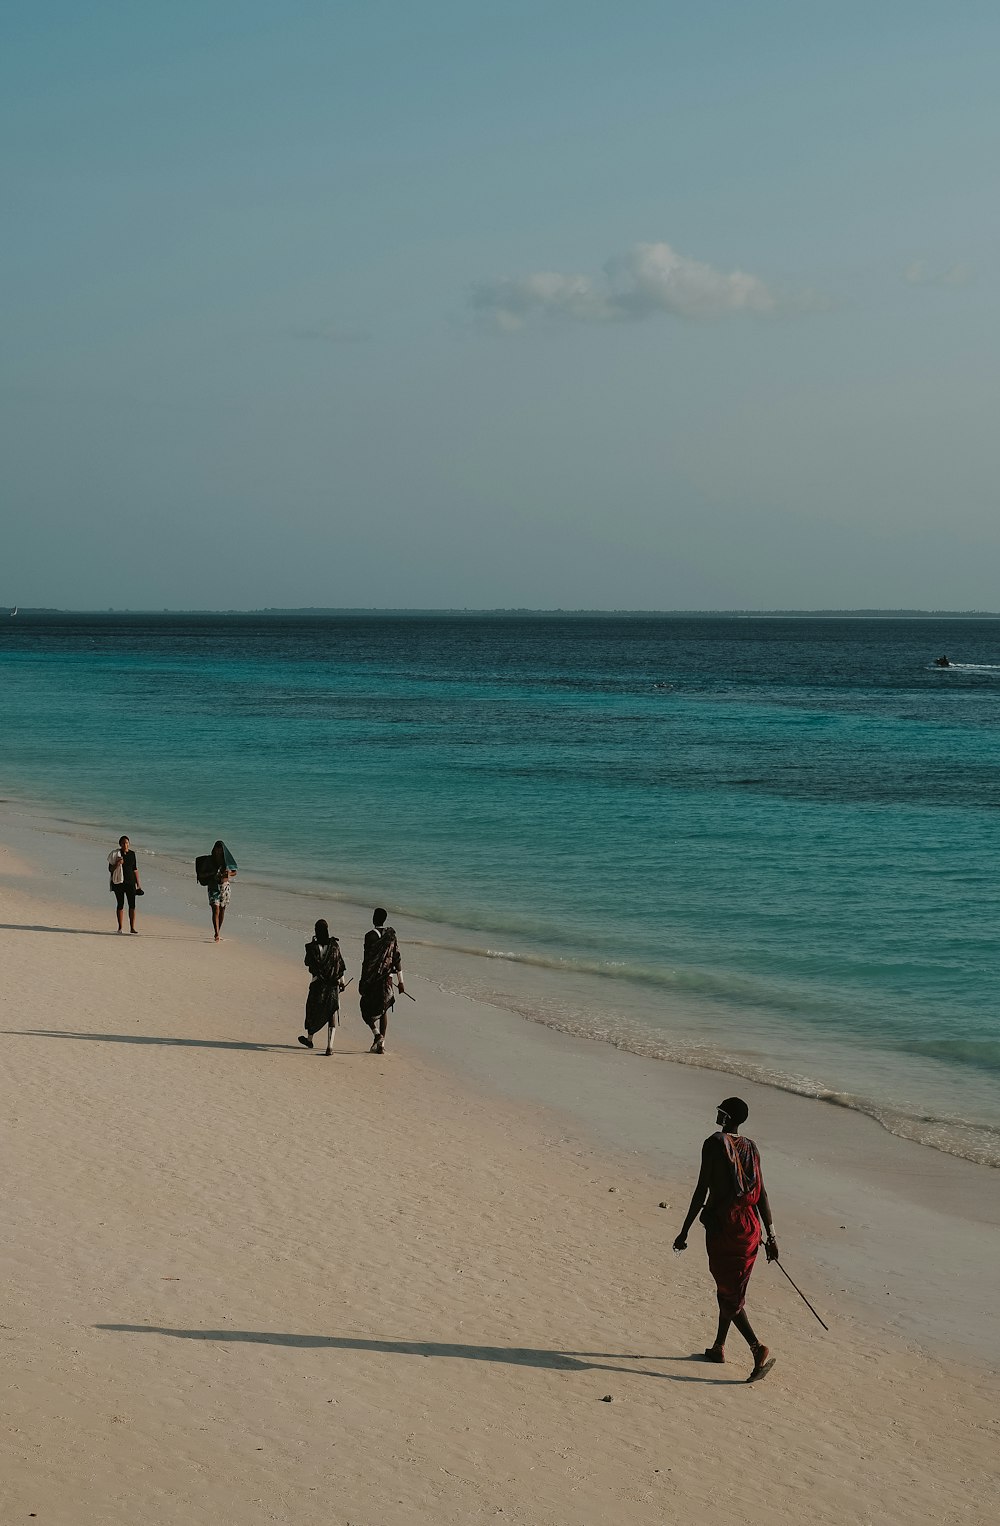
358,908,403,1054
299,919,347,1055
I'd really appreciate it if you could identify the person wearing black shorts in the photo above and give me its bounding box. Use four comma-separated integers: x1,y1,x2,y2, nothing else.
108,835,143,934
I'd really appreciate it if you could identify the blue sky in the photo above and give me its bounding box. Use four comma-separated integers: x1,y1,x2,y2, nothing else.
3,1,998,608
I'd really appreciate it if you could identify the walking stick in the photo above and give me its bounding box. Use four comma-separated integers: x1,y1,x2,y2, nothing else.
774,1259,829,1331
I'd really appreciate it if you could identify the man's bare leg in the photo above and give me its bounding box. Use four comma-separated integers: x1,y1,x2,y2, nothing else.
375,1011,388,1053
705,1312,732,1361
324,1021,335,1057
129,900,138,934
732,1311,774,1381
116,902,125,933
731,1311,759,1349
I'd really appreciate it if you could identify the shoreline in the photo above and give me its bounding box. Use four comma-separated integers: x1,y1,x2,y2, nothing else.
1,798,999,1371
1,793,996,1172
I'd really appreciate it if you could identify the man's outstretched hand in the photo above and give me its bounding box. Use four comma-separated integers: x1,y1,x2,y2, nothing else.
672,1235,687,1252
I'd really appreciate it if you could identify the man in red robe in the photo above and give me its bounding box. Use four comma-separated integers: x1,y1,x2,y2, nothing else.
673,1097,778,1382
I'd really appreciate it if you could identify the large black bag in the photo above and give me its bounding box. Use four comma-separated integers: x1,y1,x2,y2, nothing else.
195,854,215,886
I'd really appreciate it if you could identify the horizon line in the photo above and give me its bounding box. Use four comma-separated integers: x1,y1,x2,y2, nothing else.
6,606,1000,620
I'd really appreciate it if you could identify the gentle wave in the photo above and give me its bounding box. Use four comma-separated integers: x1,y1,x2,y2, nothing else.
406,936,827,1012
903,1038,1000,1073
406,935,992,1055
430,984,1000,1168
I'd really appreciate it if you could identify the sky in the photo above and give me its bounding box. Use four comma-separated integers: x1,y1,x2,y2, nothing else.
3,0,998,610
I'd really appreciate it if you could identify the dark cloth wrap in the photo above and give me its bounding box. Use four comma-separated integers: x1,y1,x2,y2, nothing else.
358,926,401,1022
303,937,346,1035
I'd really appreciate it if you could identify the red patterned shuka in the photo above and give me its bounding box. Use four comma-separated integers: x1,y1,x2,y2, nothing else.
702,1133,763,1319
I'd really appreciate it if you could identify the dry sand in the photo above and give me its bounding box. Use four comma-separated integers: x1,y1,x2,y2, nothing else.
1,858,998,1524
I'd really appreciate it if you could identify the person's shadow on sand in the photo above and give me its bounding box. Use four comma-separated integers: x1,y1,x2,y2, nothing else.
0,923,123,937
95,1326,736,1383
4,1028,292,1053
0,923,196,939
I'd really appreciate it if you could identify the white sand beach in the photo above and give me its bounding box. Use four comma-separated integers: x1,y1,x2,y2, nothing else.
1,810,998,1525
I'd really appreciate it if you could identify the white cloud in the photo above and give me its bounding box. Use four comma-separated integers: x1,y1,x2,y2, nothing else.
471,241,789,330
607,242,777,318
469,271,617,329
903,260,973,288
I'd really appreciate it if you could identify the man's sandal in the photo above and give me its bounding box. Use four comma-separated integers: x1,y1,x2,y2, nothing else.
746,1346,776,1383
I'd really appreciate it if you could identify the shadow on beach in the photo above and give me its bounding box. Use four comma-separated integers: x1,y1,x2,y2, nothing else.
95,1325,734,1383
4,1028,293,1053
6,1029,396,1057
0,923,124,937
0,922,199,940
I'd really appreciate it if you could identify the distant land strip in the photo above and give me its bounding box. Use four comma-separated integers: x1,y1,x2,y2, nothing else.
6,607,1000,620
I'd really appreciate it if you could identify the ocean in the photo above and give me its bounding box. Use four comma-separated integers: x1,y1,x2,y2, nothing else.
2,612,998,1165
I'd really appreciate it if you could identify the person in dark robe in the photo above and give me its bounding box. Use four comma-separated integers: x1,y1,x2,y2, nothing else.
358,907,403,1054
298,920,347,1055
673,1097,779,1382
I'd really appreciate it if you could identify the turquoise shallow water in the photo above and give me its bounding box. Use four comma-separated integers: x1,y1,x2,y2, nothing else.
2,612,998,1162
